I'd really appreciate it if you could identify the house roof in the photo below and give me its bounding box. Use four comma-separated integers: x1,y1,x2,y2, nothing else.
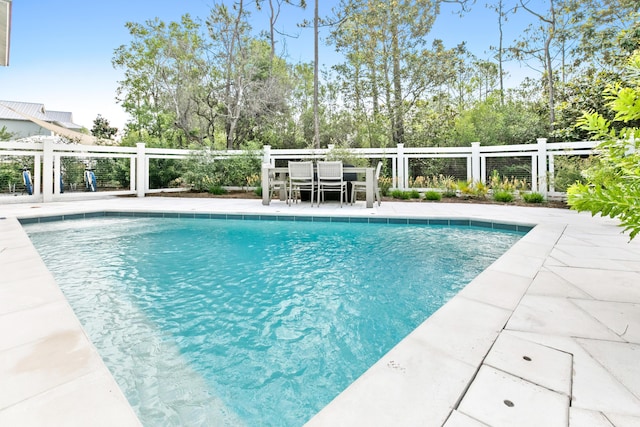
0,100,49,121
0,100,96,145
46,110,83,130
0,100,83,129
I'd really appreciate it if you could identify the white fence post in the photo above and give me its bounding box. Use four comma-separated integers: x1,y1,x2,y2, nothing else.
548,154,555,193
53,151,61,195
263,145,272,165
42,138,54,202
471,142,481,183
33,153,42,198
397,143,405,190
136,143,146,198
537,138,548,198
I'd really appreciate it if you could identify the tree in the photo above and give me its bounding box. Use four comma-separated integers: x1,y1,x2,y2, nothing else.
509,0,563,133
113,15,209,147
330,0,470,147
487,0,515,105
313,0,320,148
567,53,640,240
509,0,639,135
0,125,14,141
255,0,307,61
91,115,118,140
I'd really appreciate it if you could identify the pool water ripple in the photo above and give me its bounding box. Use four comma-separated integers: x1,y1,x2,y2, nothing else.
26,217,523,426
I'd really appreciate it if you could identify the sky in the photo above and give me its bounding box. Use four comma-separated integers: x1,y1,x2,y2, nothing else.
1,0,537,132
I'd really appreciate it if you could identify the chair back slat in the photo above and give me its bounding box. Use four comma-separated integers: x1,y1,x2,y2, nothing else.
288,161,314,180
317,161,343,179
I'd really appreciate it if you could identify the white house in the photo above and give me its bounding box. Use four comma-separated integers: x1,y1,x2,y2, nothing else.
0,100,84,139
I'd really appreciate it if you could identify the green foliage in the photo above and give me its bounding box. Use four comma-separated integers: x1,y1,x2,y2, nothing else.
0,160,22,188
208,185,227,195
408,189,421,199
105,1,639,151
390,189,410,200
457,180,488,199
551,156,597,192
0,126,15,141
567,53,640,240
148,159,185,189
523,192,545,203
95,158,131,189
91,115,118,140
492,190,514,203
488,170,527,192
378,176,392,196
553,69,627,141
424,190,442,201
450,93,548,145
181,149,261,191
324,147,369,167
61,158,86,186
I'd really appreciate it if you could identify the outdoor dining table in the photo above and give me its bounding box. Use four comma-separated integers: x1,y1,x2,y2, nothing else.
261,164,376,208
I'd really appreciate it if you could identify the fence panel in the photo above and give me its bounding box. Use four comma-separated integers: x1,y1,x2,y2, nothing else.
0,138,601,203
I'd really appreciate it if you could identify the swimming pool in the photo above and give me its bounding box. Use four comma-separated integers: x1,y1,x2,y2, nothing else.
25,216,524,426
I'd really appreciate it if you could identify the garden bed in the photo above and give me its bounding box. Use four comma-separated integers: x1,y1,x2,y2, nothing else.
146,190,569,209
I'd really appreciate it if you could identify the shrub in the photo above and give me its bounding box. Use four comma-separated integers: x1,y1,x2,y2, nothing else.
391,189,410,200
409,189,421,199
442,190,457,198
493,190,514,203
409,175,427,188
424,190,442,201
489,170,528,192
182,149,261,191
552,156,597,192
457,180,488,199
378,176,392,196
523,192,545,203
208,185,227,195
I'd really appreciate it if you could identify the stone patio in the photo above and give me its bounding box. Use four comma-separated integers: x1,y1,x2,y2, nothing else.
1,197,639,426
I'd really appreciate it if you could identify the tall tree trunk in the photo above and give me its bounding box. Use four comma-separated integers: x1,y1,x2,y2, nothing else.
225,0,245,149
313,0,320,148
497,0,505,105
545,2,556,133
390,13,404,146
269,0,276,63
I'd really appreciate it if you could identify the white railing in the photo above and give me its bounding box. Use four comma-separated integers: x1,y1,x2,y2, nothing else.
0,138,598,203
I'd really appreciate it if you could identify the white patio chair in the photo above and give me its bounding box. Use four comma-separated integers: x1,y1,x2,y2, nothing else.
288,161,315,206
317,161,347,207
268,170,287,201
351,161,383,206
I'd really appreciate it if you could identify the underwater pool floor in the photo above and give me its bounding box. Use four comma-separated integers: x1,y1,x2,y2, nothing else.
1,197,640,426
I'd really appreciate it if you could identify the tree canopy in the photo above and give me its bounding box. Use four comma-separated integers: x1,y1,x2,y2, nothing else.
111,0,639,149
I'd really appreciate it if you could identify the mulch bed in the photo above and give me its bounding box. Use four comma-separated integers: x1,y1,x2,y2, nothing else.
146,190,569,209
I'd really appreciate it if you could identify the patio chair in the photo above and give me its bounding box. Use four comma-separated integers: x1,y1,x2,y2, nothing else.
288,161,315,206
351,161,382,206
317,161,347,207
268,169,287,201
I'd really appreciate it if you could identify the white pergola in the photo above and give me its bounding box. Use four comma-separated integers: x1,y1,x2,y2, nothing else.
0,0,11,67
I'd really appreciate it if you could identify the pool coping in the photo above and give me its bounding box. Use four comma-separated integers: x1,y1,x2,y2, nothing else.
17,210,535,233
2,198,640,426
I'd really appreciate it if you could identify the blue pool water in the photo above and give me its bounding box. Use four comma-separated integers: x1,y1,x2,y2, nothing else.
26,217,523,426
